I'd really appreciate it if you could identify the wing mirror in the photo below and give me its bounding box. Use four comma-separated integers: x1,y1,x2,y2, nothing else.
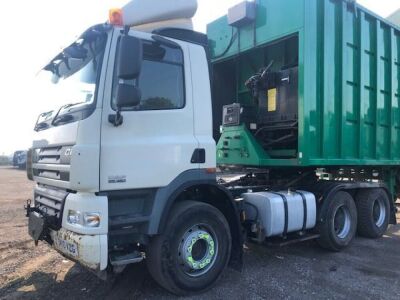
111,34,143,126
116,35,143,81
115,83,141,109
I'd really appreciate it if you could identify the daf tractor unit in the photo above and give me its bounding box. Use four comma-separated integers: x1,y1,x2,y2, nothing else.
25,0,400,295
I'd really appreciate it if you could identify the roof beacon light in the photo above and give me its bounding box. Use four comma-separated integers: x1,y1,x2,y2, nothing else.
109,8,124,26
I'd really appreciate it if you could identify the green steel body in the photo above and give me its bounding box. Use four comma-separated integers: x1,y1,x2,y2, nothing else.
208,0,400,169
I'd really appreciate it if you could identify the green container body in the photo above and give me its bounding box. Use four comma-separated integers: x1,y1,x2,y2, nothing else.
208,0,400,167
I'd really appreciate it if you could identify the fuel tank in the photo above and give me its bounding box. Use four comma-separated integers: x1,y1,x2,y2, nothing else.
243,190,316,238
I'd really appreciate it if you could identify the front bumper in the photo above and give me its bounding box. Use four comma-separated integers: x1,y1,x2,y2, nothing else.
50,228,108,271
27,190,109,272
28,211,108,271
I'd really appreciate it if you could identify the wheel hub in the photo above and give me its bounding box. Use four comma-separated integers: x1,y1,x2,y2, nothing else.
334,206,351,239
373,198,386,227
179,226,217,277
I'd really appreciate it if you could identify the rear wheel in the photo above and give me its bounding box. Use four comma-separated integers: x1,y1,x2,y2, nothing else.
355,189,390,238
146,201,231,296
317,191,357,251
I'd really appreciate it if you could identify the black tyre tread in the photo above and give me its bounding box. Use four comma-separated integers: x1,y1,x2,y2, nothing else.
317,191,357,252
146,201,199,291
146,201,231,296
146,234,169,291
356,189,390,239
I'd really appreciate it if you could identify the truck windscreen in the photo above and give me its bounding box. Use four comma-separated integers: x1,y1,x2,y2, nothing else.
34,24,109,131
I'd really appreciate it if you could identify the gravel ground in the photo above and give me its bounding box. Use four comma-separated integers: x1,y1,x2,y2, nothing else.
1,166,400,299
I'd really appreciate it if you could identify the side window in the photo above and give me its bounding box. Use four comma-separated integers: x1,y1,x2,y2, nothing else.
112,39,185,110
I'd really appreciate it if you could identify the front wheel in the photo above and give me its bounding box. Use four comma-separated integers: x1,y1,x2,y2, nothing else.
146,201,232,296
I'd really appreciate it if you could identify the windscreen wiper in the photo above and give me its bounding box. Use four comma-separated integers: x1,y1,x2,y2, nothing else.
51,102,79,125
34,122,50,131
63,102,86,109
53,114,74,126
34,111,54,131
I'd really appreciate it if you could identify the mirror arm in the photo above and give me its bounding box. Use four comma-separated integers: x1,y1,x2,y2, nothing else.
115,110,124,126
108,109,124,127
123,25,130,36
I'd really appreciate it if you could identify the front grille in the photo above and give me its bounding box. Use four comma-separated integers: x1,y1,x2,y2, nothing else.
38,147,61,164
32,145,73,186
34,146,72,165
34,169,69,181
34,184,68,228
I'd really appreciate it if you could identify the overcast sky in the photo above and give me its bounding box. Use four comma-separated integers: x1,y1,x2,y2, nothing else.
0,0,398,155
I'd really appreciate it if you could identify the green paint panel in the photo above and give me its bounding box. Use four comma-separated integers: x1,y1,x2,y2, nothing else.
208,0,400,167
217,125,300,167
207,0,304,59
217,125,269,166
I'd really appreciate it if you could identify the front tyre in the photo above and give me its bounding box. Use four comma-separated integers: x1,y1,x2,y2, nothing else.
146,201,232,296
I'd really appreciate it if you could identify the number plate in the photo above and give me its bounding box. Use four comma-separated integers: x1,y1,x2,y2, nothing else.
54,236,78,257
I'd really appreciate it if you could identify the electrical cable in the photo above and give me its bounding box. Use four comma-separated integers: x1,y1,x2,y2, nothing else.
213,27,238,59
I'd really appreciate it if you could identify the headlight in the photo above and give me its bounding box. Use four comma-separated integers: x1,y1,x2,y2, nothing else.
67,210,100,227
67,210,81,225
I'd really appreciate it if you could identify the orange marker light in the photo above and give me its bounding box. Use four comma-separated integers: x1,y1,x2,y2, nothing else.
109,8,124,26
206,168,217,174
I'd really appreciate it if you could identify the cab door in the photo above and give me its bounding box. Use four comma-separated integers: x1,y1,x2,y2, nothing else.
100,30,198,191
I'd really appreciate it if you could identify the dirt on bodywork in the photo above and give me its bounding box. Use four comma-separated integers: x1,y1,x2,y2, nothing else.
1,166,400,300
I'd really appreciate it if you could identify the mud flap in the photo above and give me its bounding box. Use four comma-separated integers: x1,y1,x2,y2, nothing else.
28,211,46,242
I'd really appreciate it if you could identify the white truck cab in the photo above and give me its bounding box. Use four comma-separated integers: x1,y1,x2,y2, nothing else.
26,1,242,294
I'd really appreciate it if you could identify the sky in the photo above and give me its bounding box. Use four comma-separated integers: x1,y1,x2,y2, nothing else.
0,0,398,155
